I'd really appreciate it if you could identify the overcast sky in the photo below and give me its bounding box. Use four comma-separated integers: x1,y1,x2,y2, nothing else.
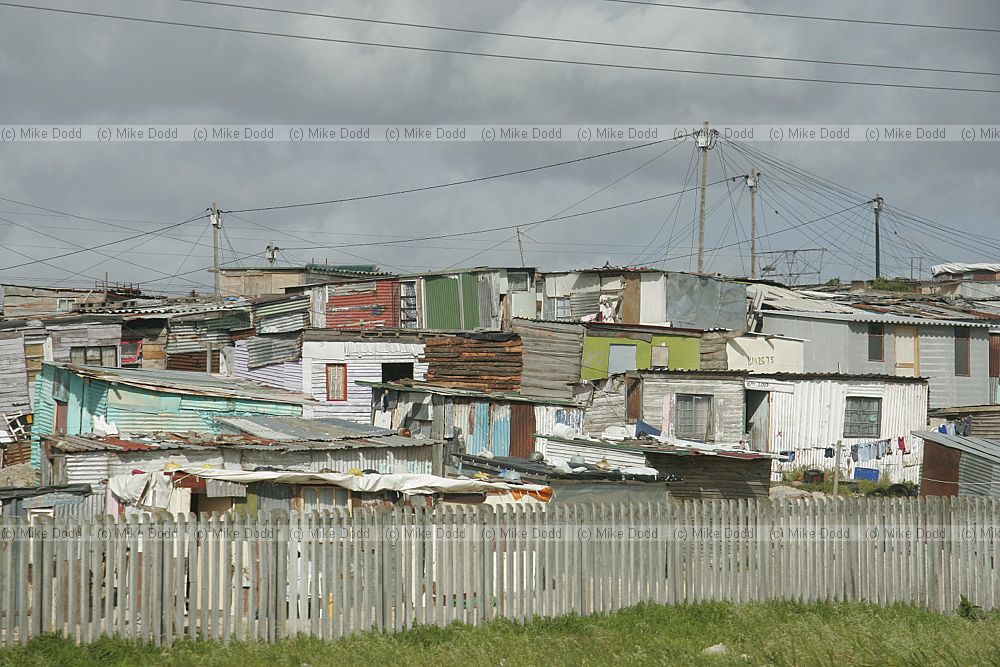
1,0,998,294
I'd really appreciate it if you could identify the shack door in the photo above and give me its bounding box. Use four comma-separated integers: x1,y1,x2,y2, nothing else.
894,325,920,376
510,403,536,458
745,390,769,452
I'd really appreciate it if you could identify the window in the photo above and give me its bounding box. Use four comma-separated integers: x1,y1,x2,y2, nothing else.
508,271,529,293
325,364,348,401
69,345,118,367
844,397,882,438
675,394,714,441
867,323,884,361
56,298,76,312
554,297,572,319
120,340,142,367
955,327,971,376
381,362,414,383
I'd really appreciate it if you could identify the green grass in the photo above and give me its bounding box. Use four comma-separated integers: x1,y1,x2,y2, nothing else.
3,602,999,667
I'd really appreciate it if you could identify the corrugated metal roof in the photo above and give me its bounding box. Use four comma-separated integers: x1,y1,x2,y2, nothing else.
43,430,439,453
913,430,1000,466
539,433,783,460
763,309,993,327
51,363,315,404
216,415,395,441
358,380,581,406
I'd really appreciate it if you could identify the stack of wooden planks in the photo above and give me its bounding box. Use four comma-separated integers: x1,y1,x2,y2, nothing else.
421,335,523,392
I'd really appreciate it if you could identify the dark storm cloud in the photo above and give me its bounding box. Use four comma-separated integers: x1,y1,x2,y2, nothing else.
0,0,997,291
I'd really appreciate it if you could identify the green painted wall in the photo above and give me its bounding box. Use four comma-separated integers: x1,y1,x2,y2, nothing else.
423,274,480,329
580,333,701,380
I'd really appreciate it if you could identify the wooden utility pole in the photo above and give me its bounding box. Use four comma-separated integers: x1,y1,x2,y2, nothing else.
696,121,714,273
747,169,760,279
210,203,222,299
833,439,843,496
873,195,884,279
516,227,526,267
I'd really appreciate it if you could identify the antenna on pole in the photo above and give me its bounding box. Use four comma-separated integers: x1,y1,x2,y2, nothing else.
266,241,280,266
695,121,718,273
209,203,223,300
746,169,761,279
872,195,884,279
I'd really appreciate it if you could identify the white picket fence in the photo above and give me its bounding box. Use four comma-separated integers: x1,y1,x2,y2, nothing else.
1,496,999,645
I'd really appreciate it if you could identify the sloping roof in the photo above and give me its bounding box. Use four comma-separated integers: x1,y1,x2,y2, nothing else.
44,430,439,453
763,309,994,328
453,453,673,483
216,416,395,441
357,380,581,406
914,430,1000,466
540,433,783,461
53,363,315,405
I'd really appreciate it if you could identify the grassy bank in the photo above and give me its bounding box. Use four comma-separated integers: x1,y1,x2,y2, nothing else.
3,601,999,667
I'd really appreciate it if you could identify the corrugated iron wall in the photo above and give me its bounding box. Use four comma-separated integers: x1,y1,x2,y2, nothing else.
233,341,304,393
509,403,536,457
957,450,1000,496
768,379,928,484
326,280,400,329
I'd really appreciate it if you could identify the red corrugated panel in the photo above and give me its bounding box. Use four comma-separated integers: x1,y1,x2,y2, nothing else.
990,333,1000,378
166,351,220,372
509,403,536,458
326,279,400,329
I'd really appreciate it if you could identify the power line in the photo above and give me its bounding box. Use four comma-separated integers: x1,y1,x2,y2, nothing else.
225,139,686,213
0,3,996,94
1,212,209,272
597,0,1000,34
280,178,735,253
170,0,1000,77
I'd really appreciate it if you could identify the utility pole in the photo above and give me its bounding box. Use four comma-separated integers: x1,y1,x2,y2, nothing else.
747,169,761,279
872,195,883,279
516,227,526,267
696,121,716,273
833,439,843,497
266,241,280,266
210,203,222,299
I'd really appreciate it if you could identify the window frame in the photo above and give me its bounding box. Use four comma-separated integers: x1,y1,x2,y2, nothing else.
867,323,884,362
843,396,882,438
954,327,971,377
507,271,530,293
675,393,715,442
325,363,348,402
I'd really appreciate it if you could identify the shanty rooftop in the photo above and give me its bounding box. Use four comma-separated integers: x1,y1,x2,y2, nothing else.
51,363,316,405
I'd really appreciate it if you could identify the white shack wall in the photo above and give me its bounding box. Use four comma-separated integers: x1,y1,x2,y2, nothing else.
641,377,746,443
638,273,668,325
302,340,426,423
233,341,305,393
766,379,928,484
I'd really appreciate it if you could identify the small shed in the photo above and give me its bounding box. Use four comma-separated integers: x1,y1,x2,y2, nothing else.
915,430,1000,496
930,405,1000,440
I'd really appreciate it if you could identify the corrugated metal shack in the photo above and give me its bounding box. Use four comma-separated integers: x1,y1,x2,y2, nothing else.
421,332,522,392
326,278,402,329
30,363,313,466
453,452,673,503
0,483,93,518
40,420,445,513
930,404,1000,439
0,331,31,417
1,283,138,317
915,430,1000,496
363,381,584,460
166,306,252,372
751,284,997,409
538,268,747,330
237,329,430,422
510,318,703,400
534,433,776,501
218,264,383,297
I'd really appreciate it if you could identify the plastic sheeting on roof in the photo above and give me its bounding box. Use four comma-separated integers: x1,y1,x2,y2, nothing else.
175,467,551,496
932,263,1000,277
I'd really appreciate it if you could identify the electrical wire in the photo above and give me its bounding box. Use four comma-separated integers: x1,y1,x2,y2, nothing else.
171,0,1000,77
0,3,996,93
597,0,1000,33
